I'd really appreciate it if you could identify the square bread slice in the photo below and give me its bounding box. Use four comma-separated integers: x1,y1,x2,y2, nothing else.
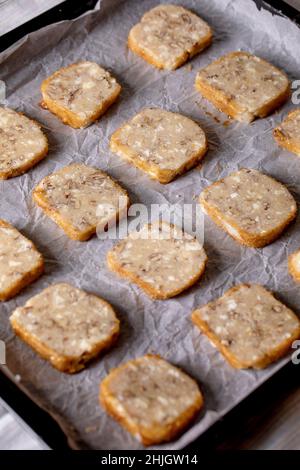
274,109,300,156
33,163,130,241
10,283,120,373
0,107,48,179
128,4,212,70
288,248,300,282
195,51,290,123
0,220,44,301
100,354,203,445
199,168,297,248
41,61,121,128
192,284,300,369
110,108,208,184
107,221,207,299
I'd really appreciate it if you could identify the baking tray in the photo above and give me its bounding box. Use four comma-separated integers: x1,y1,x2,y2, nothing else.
1,0,300,450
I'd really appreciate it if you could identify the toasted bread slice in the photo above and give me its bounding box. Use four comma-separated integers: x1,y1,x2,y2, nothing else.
199,168,296,248
41,62,121,128
107,221,207,299
288,248,300,282
10,283,120,373
0,220,44,301
195,51,290,123
128,4,212,70
0,107,48,179
274,109,300,156
100,354,203,445
192,284,300,369
33,163,130,241
110,108,208,183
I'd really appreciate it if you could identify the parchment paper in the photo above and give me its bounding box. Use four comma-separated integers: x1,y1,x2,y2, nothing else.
1,0,300,450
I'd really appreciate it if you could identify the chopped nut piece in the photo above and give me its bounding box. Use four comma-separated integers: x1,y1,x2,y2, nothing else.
41,62,121,128
33,163,130,241
128,4,212,70
10,283,120,373
100,354,203,445
0,107,48,179
107,221,207,299
192,284,300,369
195,51,290,122
199,168,296,247
0,220,44,301
274,109,300,157
110,108,208,183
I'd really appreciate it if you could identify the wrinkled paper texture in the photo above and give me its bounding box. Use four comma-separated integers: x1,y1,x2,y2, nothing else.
0,0,300,450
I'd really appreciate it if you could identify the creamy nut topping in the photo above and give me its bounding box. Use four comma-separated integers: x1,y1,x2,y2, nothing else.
10,283,119,357
129,4,212,69
109,221,206,295
193,284,300,365
196,52,289,119
275,109,300,145
200,168,296,235
34,163,129,232
104,355,201,427
0,107,47,174
43,62,120,118
0,221,42,296
111,108,206,170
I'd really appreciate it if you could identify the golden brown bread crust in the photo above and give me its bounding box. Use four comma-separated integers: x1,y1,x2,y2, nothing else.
0,112,48,180
191,284,300,369
107,250,207,300
288,249,300,282
32,166,130,241
99,354,204,446
110,125,208,184
0,220,44,301
199,179,297,248
41,63,121,129
195,52,290,123
10,296,120,373
273,109,300,157
128,27,212,71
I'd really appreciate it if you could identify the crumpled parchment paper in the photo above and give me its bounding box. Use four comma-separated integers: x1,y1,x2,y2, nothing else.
1,0,300,450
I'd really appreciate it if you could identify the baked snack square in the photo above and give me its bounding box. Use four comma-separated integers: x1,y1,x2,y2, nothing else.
288,248,300,282
192,284,300,369
195,51,290,123
10,283,120,373
110,108,208,183
128,4,212,70
41,61,121,128
199,168,297,248
107,221,207,299
0,107,48,179
33,163,130,241
0,220,44,301
100,354,203,445
274,109,300,156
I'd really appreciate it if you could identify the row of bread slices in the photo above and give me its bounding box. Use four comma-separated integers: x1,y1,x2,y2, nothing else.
2,165,300,447
3,219,300,445
3,215,300,356
2,6,299,182
2,101,299,185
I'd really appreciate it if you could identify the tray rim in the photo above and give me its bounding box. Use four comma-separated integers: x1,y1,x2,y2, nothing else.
0,0,299,451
